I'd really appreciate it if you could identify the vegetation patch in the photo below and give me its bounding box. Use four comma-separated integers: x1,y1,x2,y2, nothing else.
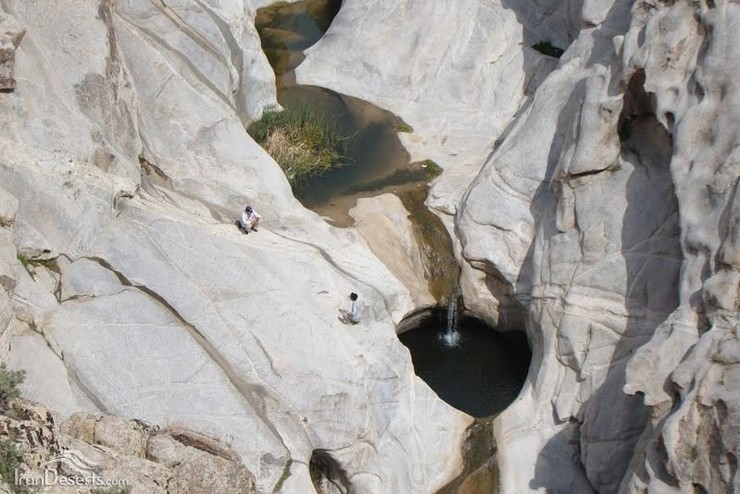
532,41,565,58
419,159,443,177
0,435,26,494
0,363,25,411
607,162,622,172
16,254,59,277
0,365,26,493
15,254,30,271
395,121,414,133
249,104,353,187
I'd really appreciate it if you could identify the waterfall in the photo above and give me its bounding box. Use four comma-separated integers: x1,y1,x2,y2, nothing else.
441,287,461,347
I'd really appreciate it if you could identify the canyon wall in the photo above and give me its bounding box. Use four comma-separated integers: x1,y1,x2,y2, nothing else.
0,0,470,492
302,0,739,492
0,0,737,492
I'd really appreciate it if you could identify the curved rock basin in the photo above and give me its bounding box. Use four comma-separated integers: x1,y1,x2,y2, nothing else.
398,309,531,418
254,0,438,225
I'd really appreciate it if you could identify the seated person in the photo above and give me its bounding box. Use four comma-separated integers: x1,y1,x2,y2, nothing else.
239,205,261,233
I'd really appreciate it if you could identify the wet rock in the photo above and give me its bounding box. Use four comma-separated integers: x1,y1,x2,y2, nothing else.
350,194,434,307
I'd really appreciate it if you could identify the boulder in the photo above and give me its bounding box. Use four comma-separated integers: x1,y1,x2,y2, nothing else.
0,286,11,337
64,413,154,458
0,398,258,493
2,327,94,418
10,266,58,328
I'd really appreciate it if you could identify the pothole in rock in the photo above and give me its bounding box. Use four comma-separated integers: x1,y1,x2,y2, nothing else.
253,0,440,226
397,308,531,418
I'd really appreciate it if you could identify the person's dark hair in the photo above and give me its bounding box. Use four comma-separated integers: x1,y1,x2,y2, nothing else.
245,206,253,213
350,292,358,301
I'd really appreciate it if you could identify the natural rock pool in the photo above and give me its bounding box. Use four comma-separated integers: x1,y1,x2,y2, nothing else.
398,308,531,418
253,0,440,226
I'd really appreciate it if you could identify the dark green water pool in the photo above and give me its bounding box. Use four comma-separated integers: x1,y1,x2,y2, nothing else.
398,309,531,418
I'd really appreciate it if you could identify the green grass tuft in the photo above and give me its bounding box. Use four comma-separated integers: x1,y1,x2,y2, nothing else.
15,254,30,271
395,122,414,133
420,159,443,177
249,104,353,187
16,254,59,276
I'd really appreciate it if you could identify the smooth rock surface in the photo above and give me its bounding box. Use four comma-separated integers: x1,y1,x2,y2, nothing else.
298,0,559,214
2,0,735,491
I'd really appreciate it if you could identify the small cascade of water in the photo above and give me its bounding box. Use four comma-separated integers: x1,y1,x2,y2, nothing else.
441,288,461,347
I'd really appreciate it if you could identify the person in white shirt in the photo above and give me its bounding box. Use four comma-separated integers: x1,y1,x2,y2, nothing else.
239,205,261,234
339,292,361,324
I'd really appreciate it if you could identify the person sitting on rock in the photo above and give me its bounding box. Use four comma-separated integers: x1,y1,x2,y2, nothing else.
239,205,261,234
339,292,361,324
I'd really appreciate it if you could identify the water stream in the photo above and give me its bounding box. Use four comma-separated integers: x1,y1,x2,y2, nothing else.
443,287,461,347
254,0,459,302
254,2,532,489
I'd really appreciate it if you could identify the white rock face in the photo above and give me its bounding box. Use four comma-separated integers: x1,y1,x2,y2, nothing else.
298,0,740,492
0,0,470,493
